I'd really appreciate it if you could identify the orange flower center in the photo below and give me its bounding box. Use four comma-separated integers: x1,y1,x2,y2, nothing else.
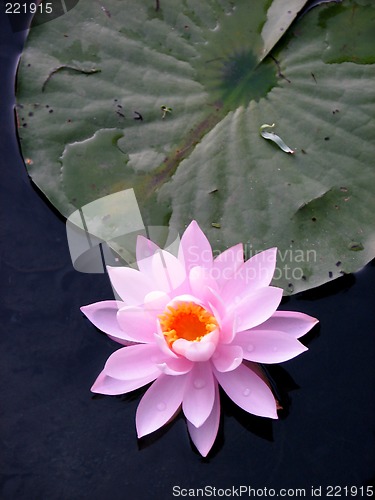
159,302,218,346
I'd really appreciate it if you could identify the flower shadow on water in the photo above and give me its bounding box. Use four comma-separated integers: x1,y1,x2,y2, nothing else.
89,333,323,459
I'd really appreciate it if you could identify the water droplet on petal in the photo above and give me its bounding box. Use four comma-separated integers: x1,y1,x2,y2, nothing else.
157,402,166,411
243,388,251,397
247,344,254,352
193,378,206,390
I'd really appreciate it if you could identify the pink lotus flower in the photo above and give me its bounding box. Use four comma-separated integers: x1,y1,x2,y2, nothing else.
81,221,318,456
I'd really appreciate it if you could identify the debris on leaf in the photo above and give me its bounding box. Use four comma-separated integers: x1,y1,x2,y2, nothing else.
259,123,294,154
161,105,172,119
348,241,364,252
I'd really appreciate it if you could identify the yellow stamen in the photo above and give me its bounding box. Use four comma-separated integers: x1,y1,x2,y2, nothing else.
158,302,218,346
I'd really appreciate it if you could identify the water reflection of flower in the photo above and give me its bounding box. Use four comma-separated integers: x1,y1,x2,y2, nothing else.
81,221,318,456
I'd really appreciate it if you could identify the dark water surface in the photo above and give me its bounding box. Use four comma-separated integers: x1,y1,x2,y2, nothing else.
1,6,374,500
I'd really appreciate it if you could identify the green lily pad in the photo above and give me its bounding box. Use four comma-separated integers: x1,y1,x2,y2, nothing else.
16,0,375,293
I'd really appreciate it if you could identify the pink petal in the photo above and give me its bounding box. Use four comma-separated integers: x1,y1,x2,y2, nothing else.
189,266,219,303
117,305,157,343
218,308,237,344
107,266,154,305
136,234,160,273
172,329,219,362
106,335,134,347
154,330,179,359
136,374,188,437
91,371,157,395
151,250,188,293
178,220,212,272
214,363,278,419
80,301,136,345
212,243,244,290
233,286,283,332
221,248,277,301
206,286,226,322
144,291,170,315
205,288,237,345
165,293,206,310
182,362,215,428
256,311,319,339
187,381,220,457
136,235,188,295
156,357,194,375
235,330,308,363
80,301,125,337
245,247,277,287
211,344,243,372
104,344,163,380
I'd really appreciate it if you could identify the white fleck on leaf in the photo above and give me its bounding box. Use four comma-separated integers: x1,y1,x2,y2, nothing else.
260,123,294,154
